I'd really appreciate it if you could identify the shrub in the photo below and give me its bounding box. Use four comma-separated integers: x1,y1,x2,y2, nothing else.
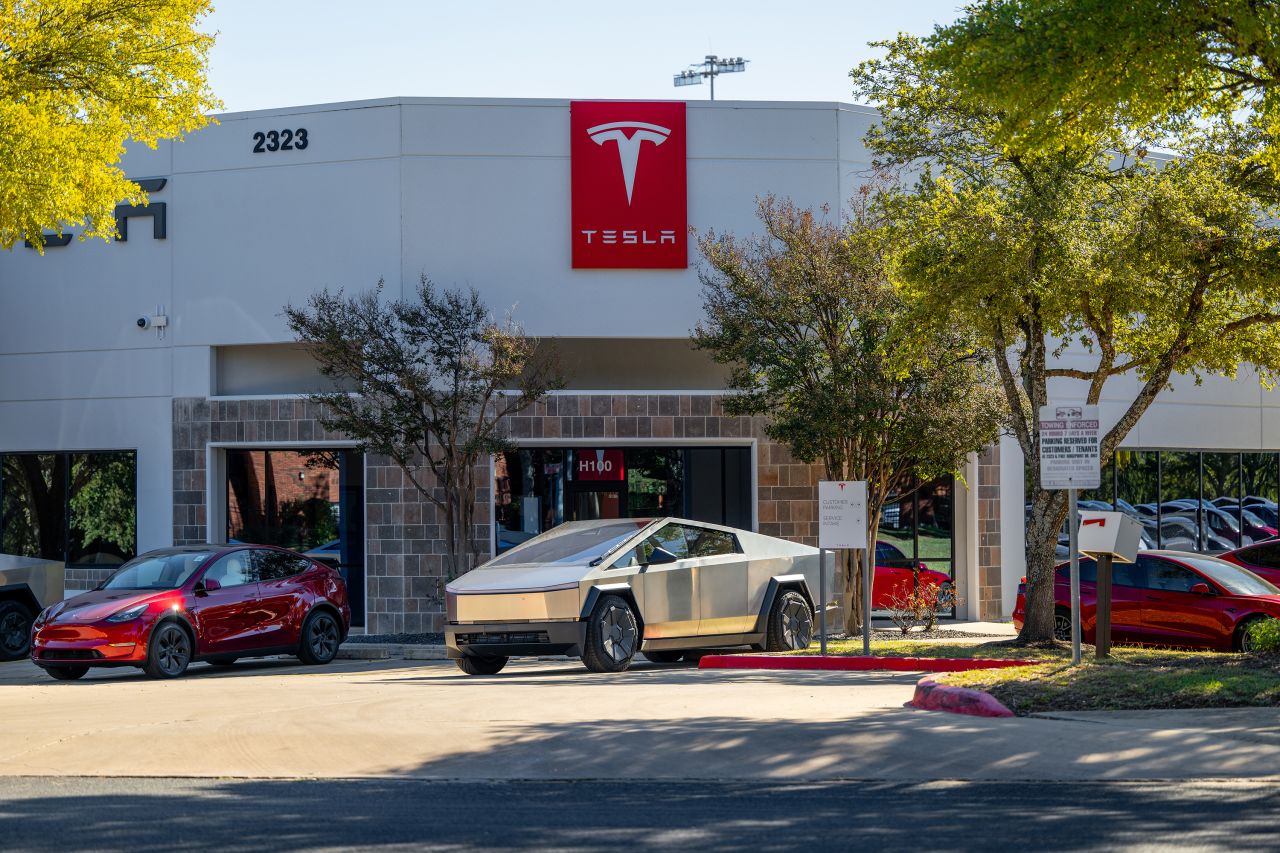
885,582,961,634
1246,617,1280,655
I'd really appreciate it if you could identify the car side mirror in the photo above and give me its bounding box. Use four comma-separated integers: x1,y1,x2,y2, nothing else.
644,547,679,566
1190,582,1213,595
197,578,221,594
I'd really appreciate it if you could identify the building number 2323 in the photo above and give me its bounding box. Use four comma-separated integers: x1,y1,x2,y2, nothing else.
252,128,308,153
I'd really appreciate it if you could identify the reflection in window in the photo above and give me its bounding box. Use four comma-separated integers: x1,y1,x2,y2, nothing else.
1,451,137,566
875,476,955,613
226,450,340,552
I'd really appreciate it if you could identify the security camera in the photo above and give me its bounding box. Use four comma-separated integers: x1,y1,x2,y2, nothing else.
135,314,169,330
137,316,151,329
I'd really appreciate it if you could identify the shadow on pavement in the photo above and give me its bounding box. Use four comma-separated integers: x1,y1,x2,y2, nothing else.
0,777,1277,852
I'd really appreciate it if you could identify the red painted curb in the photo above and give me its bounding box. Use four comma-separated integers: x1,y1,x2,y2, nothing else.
911,676,1014,718
697,655,1038,673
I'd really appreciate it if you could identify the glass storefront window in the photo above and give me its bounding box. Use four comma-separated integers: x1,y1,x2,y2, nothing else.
1202,453,1243,548
493,446,750,556
876,475,955,615
1,451,137,567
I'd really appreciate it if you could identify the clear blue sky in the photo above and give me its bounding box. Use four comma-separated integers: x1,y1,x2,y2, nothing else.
203,1,969,113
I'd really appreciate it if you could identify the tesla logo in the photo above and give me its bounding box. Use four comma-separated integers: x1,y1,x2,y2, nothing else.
838,483,847,491
571,101,686,269
587,121,671,205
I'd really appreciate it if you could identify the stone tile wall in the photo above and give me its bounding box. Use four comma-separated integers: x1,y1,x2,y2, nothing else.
169,394,1000,632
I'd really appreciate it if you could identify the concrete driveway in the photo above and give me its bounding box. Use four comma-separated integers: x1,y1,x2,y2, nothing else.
1,656,1277,781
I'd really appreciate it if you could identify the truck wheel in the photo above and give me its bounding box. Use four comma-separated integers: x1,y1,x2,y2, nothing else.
765,591,813,651
643,650,685,664
0,600,33,661
456,655,508,675
582,594,638,673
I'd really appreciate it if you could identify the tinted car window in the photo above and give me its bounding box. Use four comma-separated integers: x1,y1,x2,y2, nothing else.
1237,542,1280,570
1057,559,1098,583
255,550,311,581
1144,559,1201,593
202,551,256,588
682,526,740,558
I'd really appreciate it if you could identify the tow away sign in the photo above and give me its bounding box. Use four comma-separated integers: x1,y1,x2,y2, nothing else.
1039,403,1101,490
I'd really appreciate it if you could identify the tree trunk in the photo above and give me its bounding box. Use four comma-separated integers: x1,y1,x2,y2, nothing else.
1018,485,1067,643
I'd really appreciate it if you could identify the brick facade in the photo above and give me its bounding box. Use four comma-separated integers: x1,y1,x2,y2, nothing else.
170,394,1002,633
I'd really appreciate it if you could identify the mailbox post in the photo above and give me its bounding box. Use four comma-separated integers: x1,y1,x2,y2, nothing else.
1077,511,1144,658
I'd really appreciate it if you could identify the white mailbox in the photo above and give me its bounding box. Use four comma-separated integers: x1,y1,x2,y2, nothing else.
1076,511,1144,563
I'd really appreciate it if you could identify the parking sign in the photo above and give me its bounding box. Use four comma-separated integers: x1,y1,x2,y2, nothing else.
1039,403,1101,490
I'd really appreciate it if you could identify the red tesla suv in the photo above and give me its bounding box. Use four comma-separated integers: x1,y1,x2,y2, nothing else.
31,544,351,681
1012,550,1280,652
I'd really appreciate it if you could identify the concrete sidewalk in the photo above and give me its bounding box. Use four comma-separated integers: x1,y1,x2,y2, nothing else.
2,656,1277,782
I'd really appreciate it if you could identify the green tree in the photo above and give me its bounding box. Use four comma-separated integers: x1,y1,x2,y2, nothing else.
854,36,1280,643
0,0,219,250
928,1,1280,170
694,192,1005,634
285,277,562,580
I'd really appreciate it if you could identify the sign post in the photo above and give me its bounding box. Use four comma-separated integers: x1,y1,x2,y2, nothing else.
1078,511,1144,658
819,481,868,654
1038,404,1101,666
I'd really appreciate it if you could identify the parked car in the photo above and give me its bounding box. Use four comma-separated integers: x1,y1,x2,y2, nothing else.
445,518,831,675
30,544,350,681
871,541,954,609
1220,540,1280,588
0,554,64,661
1012,551,1280,652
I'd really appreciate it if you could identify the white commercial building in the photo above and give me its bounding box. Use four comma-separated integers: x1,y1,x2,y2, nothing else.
2,96,1277,632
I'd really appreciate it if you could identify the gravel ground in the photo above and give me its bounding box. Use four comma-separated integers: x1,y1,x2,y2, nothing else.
868,629,1011,641
346,633,444,645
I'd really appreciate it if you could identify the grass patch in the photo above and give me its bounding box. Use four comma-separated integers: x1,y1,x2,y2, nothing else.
789,639,1280,715
940,646,1280,715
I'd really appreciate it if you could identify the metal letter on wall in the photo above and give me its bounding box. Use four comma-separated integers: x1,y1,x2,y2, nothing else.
24,177,169,248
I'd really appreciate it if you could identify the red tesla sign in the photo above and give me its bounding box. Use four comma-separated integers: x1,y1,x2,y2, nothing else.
570,101,687,269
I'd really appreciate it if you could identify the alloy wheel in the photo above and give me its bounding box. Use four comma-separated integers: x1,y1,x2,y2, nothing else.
780,598,813,649
1053,613,1072,642
309,615,339,660
601,604,636,663
156,626,191,676
0,611,27,655
1241,623,1259,654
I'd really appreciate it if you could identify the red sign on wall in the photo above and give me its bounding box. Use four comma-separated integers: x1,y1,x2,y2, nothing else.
570,101,687,269
576,449,625,481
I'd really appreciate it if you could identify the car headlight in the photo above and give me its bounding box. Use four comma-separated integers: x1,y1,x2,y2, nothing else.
33,605,55,628
106,603,150,623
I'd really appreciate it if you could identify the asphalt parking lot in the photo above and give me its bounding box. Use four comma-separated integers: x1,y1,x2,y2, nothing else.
3,654,1279,782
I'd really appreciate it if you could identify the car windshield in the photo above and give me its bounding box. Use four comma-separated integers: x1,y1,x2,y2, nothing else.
484,521,651,568
1176,556,1280,597
101,552,214,590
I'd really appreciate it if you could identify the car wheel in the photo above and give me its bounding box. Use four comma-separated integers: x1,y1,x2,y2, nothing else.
456,655,508,675
1236,616,1267,653
45,665,88,681
298,610,341,665
1053,608,1072,642
0,600,33,662
765,590,813,652
207,656,239,667
144,622,192,679
643,650,685,664
582,594,639,673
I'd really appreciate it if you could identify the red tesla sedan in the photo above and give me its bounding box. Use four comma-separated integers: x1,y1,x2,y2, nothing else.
1012,550,1280,652
31,544,350,681
1219,540,1280,588
872,541,953,609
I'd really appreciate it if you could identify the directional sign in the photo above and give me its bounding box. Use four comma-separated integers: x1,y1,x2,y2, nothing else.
1038,403,1101,490
819,481,867,550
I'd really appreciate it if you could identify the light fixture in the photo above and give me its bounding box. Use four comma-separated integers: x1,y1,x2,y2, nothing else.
671,54,750,100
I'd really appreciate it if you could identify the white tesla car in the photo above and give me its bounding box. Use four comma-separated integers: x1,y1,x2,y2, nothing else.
445,517,830,675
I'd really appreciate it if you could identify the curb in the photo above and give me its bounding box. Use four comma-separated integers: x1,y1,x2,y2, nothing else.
336,643,448,661
911,676,1014,717
696,655,1037,673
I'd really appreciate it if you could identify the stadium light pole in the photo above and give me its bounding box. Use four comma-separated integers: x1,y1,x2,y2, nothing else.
673,55,749,100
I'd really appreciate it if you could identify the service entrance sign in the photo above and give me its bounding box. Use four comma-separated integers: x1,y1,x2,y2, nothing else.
1038,403,1101,489
818,480,867,550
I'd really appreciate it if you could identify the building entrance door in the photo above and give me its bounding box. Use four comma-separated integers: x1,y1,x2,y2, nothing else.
570,488,623,521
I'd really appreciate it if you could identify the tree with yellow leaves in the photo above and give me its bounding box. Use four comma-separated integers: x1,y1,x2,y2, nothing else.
0,0,220,250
